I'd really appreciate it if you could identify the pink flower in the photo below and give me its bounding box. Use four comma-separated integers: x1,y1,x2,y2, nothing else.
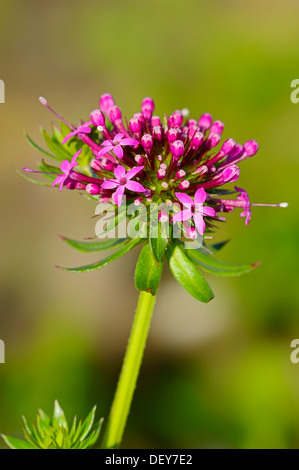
62,123,92,144
52,150,81,191
101,165,146,206
173,188,217,235
98,133,139,160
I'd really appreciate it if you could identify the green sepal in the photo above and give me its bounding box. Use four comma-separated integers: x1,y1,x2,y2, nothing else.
135,243,163,295
166,243,214,303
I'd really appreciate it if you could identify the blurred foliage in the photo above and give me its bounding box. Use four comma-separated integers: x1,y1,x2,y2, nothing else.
0,0,299,449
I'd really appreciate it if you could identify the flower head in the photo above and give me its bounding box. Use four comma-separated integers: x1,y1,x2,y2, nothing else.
27,94,287,240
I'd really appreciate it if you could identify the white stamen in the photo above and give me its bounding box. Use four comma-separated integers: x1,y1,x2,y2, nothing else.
39,96,48,106
97,126,104,132
279,202,288,208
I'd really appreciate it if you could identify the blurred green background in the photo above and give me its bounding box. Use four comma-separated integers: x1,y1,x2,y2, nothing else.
0,0,299,449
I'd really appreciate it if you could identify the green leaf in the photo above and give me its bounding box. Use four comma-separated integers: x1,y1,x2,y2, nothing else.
186,248,259,277
52,400,68,432
16,169,53,187
60,236,129,253
25,132,56,159
82,419,103,449
41,128,72,161
74,406,96,443
135,243,163,295
1,434,39,449
37,409,51,436
56,237,142,273
166,244,214,303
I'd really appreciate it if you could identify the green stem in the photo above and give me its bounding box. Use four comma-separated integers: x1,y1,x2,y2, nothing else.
102,290,157,449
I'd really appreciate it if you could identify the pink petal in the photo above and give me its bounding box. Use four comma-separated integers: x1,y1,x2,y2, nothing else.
71,149,82,167
114,165,126,181
201,206,217,217
62,131,76,144
78,125,92,134
52,175,65,191
120,137,139,147
193,213,205,235
172,209,193,222
101,180,119,190
194,188,207,204
113,145,124,159
114,133,124,143
98,146,113,158
126,166,144,180
102,139,114,147
125,181,146,192
60,160,71,173
175,192,194,207
114,185,125,207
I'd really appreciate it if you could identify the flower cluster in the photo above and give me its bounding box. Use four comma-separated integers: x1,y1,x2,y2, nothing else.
24,93,287,241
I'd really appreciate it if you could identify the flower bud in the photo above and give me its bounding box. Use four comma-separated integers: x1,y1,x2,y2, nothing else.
90,109,106,127
167,128,179,144
178,180,190,190
152,126,162,141
99,93,114,113
210,120,224,136
141,104,153,121
243,140,259,157
175,169,186,179
86,184,102,195
157,168,166,180
141,97,155,113
108,105,122,123
135,154,145,165
207,133,221,149
168,111,183,128
221,138,236,155
151,115,161,127
191,131,204,150
129,117,142,134
171,140,185,159
141,134,153,152
198,113,212,131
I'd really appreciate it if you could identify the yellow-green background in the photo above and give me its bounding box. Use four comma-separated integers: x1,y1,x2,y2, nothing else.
0,0,298,449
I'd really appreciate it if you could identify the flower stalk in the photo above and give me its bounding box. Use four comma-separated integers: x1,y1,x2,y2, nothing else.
102,290,157,449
